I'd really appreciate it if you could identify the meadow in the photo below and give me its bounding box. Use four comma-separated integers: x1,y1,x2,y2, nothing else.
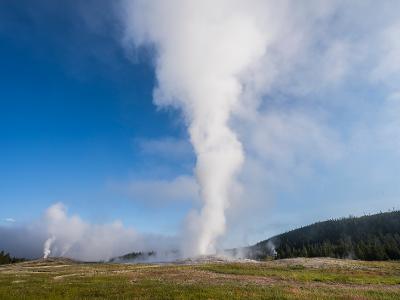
0,257,399,299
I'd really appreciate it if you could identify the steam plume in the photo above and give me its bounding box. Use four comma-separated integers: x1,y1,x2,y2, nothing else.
121,0,270,256
43,236,55,259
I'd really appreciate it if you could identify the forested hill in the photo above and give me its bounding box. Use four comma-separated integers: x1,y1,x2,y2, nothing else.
248,211,400,261
0,251,25,265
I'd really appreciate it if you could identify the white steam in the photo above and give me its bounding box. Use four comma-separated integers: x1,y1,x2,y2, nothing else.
39,203,175,261
43,236,55,259
120,0,400,255
121,0,272,257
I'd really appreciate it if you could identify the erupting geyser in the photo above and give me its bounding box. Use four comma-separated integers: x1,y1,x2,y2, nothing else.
43,236,55,259
122,0,271,256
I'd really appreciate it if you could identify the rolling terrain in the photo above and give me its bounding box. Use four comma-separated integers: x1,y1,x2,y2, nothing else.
1,257,399,299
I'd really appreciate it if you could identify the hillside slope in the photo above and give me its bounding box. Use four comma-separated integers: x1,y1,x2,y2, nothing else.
248,211,400,261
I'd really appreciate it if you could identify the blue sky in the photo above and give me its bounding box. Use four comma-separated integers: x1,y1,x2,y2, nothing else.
0,1,192,235
1,1,400,258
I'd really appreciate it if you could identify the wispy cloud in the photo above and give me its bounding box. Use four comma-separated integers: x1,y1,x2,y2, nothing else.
135,136,193,161
110,175,199,205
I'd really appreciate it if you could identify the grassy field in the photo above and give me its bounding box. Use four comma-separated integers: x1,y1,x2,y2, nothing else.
0,257,399,299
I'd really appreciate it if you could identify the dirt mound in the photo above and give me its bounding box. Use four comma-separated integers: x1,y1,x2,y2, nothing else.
16,257,80,267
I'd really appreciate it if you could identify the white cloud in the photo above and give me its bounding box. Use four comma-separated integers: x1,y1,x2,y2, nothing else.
233,107,343,207
4,218,15,223
378,93,400,152
0,203,178,261
371,22,400,85
221,108,344,247
351,92,400,155
243,110,342,169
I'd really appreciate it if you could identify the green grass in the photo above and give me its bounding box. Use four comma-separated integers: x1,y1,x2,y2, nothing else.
0,258,399,299
200,263,400,285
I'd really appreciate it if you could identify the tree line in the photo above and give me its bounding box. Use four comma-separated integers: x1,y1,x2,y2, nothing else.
109,251,155,262
249,210,400,261
0,251,25,265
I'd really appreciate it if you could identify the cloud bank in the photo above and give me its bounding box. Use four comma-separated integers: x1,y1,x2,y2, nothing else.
0,203,176,261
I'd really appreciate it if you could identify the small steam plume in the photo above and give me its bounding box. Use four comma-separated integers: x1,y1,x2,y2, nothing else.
43,236,55,259
121,0,271,256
